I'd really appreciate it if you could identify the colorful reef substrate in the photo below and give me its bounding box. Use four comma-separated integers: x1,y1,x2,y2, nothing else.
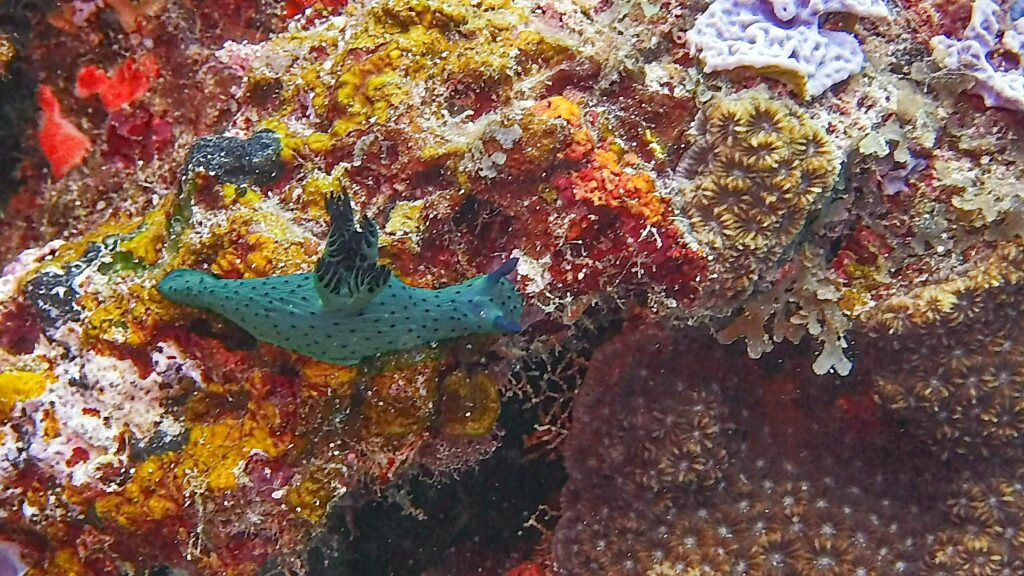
3,0,1024,574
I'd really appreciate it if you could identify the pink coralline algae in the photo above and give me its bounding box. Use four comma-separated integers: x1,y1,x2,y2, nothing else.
932,0,1024,111
688,0,890,97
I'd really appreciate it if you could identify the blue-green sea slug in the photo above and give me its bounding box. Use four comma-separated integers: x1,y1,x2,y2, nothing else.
158,193,524,365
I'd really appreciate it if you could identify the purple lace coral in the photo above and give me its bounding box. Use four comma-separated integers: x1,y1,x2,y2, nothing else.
687,0,890,97
932,0,1024,111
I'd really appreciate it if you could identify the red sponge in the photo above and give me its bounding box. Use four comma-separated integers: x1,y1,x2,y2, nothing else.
75,54,159,112
38,85,92,180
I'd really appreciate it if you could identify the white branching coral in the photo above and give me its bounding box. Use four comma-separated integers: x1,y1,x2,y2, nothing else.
717,248,853,376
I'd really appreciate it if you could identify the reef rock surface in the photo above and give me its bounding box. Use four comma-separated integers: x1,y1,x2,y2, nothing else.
1,0,1024,574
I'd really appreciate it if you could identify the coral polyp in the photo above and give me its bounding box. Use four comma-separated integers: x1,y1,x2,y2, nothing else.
870,288,1024,459
553,323,947,576
682,91,838,308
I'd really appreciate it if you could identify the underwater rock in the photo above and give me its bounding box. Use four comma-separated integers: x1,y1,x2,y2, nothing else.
182,129,285,188
3,0,1024,573
22,243,100,333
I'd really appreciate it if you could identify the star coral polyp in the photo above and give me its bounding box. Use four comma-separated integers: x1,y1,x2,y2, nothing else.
682,91,838,307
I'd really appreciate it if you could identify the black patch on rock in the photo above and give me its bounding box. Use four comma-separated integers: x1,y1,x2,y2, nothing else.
129,427,190,463
22,244,101,333
183,129,284,188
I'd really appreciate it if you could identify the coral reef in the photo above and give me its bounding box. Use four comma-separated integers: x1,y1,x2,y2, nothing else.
3,0,1024,573
36,85,91,180
930,466,1024,574
553,322,945,576
0,0,269,264
0,33,12,76
74,54,159,112
899,0,975,42
560,324,734,501
554,320,1024,575
716,246,855,375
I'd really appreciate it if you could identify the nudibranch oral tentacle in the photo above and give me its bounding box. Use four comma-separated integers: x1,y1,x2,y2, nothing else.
157,192,525,366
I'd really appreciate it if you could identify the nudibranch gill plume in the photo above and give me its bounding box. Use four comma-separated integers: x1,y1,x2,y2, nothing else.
158,193,525,365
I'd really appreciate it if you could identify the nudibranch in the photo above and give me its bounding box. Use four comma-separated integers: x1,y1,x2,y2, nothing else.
158,193,525,365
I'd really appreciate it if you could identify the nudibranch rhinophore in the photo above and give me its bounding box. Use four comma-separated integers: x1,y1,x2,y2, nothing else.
158,193,525,365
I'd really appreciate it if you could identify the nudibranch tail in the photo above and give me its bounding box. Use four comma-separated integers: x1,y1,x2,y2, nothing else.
158,269,221,308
